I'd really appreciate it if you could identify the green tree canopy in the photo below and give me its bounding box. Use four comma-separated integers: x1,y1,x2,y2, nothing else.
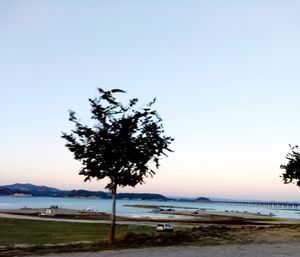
62,88,173,243
280,145,300,186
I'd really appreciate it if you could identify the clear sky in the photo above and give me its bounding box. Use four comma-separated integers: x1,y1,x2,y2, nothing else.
1,0,300,201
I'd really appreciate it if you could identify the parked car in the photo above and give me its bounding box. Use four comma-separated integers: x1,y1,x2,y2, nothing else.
156,223,173,232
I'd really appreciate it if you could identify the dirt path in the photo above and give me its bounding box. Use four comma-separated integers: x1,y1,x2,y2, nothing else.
31,243,300,257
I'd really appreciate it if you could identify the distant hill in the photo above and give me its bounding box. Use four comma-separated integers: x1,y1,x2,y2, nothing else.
194,197,211,202
117,193,168,201
0,183,214,202
0,183,67,197
65,189,108,199
0,183,169,201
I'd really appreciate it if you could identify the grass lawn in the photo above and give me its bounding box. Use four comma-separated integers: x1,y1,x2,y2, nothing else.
2,216,300,256
0,218,154,246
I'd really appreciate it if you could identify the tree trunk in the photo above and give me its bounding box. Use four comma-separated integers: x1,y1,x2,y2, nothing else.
109,184,117,245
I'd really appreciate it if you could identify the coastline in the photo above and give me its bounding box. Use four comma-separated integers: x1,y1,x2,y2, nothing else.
0,206,295,225
1,195,300,220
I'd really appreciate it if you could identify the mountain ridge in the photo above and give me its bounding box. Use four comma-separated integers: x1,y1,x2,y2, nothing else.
0,183,170,201
0,183,215,202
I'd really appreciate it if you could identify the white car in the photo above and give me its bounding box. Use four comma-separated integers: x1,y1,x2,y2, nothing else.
156,223,174,232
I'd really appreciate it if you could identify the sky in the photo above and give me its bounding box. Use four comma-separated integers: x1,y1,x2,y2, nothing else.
1,0,300,201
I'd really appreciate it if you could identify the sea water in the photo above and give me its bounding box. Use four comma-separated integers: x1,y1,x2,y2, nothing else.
0,196,299,219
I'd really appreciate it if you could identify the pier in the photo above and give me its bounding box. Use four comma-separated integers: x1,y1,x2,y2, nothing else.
209,200,300,210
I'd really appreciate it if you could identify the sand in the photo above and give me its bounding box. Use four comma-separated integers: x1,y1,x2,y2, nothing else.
31,243,300,257
0,207,284,226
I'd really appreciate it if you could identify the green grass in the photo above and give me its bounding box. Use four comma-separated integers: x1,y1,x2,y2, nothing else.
3,217,299,256
0,218,154,246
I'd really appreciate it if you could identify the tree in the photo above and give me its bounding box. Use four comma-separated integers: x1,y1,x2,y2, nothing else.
280,145,300,186
62,88,173,244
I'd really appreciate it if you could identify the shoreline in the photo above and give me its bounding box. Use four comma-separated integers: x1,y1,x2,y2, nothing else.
0,206,297,226
2,196,300,219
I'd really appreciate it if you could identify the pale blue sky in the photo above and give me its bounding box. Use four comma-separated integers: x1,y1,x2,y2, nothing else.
1,0,300,200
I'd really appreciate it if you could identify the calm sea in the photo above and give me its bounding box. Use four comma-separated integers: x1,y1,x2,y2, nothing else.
0,196,299,219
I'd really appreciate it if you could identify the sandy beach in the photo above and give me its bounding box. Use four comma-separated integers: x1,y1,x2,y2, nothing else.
0,206,286,226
